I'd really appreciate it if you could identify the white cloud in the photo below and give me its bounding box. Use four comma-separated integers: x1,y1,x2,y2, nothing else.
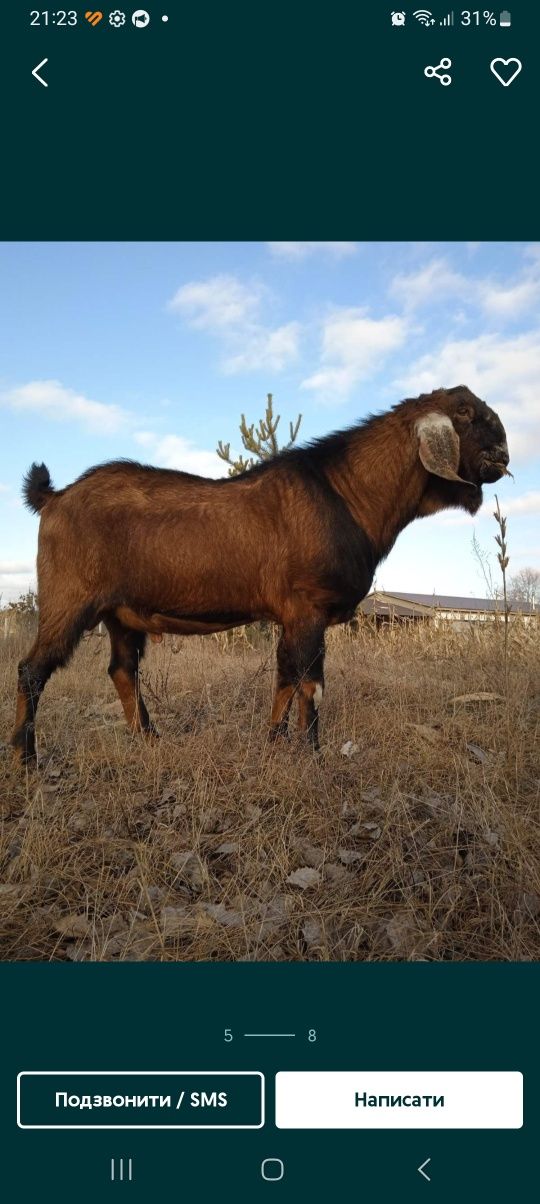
389,254,540,319
498,490,540,517
222,322,300,374
390,258,467,310
133,431,224,478
0,563,36,605
429,512,477,528
302,308,409,398
0,483,10,493
167,273,299,375
0,380,127,433
168,274,262,330
394,330,540,463
267,242,358,260
479,278,540,318
416,491,540,532
0,561,34,574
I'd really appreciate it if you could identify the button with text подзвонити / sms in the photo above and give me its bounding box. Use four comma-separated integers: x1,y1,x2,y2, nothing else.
17,1072,264,1129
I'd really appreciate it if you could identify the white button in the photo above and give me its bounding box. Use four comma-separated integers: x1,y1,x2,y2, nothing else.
275,1072,523,1129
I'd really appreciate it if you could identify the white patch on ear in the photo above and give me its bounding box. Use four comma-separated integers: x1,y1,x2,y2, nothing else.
415,412,454,437
415,411,473,485
313,683,323,710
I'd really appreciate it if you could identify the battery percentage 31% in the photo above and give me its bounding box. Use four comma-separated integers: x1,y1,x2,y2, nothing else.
461,10,497,24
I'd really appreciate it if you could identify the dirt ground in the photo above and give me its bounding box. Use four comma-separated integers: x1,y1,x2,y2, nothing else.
1,621,539,962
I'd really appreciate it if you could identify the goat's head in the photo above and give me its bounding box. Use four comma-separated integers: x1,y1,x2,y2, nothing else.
415,387,509,501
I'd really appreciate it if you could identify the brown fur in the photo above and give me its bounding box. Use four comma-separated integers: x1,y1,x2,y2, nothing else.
12,386,509,764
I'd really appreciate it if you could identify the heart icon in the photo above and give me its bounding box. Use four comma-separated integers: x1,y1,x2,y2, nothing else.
490,57,522,87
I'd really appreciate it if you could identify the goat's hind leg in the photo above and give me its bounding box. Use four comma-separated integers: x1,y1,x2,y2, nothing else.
104,615,158,738
12,645,53,765
12,617,86,766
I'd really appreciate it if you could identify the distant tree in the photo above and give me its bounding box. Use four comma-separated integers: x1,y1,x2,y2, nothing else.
508,566,540,609
216,393,302,477
6,588,38,616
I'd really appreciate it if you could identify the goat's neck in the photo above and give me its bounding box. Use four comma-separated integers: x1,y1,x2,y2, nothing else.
326,422,426,562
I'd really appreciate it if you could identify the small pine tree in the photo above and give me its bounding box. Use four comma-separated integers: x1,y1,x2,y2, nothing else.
216,393,302,477
215,395,302,647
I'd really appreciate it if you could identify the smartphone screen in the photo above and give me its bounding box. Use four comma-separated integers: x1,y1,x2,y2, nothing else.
1,5,538,1200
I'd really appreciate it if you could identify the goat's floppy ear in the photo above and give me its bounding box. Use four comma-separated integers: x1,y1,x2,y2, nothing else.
416,413,473,484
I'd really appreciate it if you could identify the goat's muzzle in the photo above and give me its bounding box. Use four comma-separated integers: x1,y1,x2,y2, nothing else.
479,445,511,483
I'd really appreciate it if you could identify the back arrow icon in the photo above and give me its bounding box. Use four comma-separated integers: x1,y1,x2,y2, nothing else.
32,58,48,87
418,1157,431,1182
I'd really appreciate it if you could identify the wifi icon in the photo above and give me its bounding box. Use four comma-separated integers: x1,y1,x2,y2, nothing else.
413,9,435,24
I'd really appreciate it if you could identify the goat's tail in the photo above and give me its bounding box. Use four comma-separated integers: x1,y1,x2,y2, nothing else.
22,462,55,513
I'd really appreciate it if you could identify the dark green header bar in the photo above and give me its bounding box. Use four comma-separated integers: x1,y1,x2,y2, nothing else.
4,2,538,238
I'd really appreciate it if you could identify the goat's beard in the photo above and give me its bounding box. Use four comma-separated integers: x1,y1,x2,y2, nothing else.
461,483,483,514
418,477,483,518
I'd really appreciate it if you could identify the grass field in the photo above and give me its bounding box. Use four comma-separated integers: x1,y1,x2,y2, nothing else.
1,620,539,962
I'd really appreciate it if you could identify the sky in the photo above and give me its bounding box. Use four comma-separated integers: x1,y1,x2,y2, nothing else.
0,240,539,603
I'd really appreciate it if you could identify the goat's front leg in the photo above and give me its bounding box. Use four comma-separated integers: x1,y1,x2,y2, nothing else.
269,631,296,740
294,624,326,750
297,675,325,749
270,620,326,749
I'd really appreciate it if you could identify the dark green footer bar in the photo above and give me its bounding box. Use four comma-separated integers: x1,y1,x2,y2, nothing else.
2,963,538,1203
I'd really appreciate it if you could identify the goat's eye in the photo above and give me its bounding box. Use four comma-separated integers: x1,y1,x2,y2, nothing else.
457,404,471,419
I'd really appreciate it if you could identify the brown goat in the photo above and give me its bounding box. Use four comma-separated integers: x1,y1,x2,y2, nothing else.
12,386,509,764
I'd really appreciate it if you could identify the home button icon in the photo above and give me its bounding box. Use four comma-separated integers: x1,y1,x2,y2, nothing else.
261,1158,284,1181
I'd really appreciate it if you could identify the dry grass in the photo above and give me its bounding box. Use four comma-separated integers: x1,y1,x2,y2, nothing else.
1,621,539,962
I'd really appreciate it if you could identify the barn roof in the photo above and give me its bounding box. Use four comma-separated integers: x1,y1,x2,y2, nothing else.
360,591,536,616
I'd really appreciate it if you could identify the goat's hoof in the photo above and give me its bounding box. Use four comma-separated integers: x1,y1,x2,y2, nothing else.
298,734,322,757
268,724,290,744
11,725,38,766
11,741,38,769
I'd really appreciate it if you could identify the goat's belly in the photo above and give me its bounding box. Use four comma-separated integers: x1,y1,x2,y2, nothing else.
114,606,257,636
104,542,270,618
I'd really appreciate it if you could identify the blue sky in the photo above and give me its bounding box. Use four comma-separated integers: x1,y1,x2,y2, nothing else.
1,241,539,602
